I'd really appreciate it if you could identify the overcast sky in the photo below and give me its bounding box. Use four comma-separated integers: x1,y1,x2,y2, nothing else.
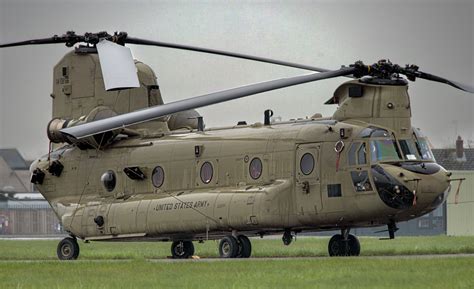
0,0,472,160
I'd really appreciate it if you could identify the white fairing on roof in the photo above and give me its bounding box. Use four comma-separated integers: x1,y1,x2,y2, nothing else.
96,40,140,91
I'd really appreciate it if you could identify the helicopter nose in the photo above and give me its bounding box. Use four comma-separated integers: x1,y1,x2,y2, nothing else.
373,163,450,211
371,165,415,210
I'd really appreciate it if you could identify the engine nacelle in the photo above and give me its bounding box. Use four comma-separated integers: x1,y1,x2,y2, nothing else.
47,106,119,148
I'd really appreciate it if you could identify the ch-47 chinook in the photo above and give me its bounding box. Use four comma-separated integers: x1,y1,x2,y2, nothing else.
1,31,472,260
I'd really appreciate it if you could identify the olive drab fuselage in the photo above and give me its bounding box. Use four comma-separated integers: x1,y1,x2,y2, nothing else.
31,51,451,242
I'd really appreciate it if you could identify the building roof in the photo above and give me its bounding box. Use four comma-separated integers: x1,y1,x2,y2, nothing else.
0,199,51,209
0,149,29,170
432,148,474,171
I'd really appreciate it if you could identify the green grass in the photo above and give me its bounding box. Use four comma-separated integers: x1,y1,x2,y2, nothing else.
0,236,474,260
1,236,474,288
0,257,473,289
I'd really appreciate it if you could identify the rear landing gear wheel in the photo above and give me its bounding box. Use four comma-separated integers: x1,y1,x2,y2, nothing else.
236,235,252,258
328,234,360,256
57,237,80,260
171,240,194,259
219,236,239,258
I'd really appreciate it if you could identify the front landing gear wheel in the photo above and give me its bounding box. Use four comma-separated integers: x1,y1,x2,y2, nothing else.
236,235,252,258
57,237,80,260
219,236,239,258
328,234,360,256
347,234,360,256
171,240,194,259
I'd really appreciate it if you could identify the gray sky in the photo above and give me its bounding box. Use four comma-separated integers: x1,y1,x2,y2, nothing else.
0,0,473,160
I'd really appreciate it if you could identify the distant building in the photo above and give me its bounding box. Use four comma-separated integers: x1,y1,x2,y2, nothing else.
0,149,63,236
0,148,33,196
432,136,474,236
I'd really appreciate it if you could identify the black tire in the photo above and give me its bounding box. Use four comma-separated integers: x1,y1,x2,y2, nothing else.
236,235,252,258
347,234,360,256
171,240,194,259
57,237,80,260
219,236,239,258
328,234,345,256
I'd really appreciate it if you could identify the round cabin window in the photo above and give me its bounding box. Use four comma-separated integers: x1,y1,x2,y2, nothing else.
152,166,165,188
300,153,315,175
200,162,213,184
101,170,116,192
249,157,263,180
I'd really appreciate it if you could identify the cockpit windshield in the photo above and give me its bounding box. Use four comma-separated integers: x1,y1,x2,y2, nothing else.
370,139,402,162
399,139,420,160
356,127,434,163
399,138,434,161
358,127,402,163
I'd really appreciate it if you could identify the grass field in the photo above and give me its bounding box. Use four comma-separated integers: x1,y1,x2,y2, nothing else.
1,235,473,260
0,236,474,288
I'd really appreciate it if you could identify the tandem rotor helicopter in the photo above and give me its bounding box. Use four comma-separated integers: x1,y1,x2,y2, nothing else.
1,31,472,260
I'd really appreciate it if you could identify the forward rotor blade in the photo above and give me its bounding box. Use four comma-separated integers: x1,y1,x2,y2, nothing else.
0,36,65,48
125,37,332,73
415,71,474,93
61,67,356,140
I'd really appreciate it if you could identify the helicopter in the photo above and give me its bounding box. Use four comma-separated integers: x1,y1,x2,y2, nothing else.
1,31,472,260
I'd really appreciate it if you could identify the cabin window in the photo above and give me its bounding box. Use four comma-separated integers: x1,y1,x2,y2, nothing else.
101,170,116,192
300,153,315,175
327,184,342,197
200,162,213,184
152,166,165,188
249,157,263,180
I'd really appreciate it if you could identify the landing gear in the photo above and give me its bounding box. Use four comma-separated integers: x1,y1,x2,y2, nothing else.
219,235,252,258
171,240,194,259
328,229,360,256
236,235,252,258
57,237,80,260
219,236,239,258
388,220,398,239
282,229,293,246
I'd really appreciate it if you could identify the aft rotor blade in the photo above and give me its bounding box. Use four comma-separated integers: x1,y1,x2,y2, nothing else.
415,71,474,93
61,67,356,140
125,37,332,73
96,40,140,90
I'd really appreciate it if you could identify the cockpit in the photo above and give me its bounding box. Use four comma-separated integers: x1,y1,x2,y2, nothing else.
348,127,435,165
346,126,447,210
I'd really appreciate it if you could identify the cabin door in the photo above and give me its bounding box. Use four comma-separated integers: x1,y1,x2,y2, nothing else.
295,143,322,217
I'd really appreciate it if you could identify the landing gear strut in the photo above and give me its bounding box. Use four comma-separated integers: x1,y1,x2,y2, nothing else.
171,240,194,259
388,220,398,239
328,228,360,256
57,236,80,260
282,229,293,246
219,235,252,258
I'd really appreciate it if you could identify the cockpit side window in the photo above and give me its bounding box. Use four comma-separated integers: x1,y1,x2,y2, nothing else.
416,138,435,161
412,128,435,161
348,142,360,166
